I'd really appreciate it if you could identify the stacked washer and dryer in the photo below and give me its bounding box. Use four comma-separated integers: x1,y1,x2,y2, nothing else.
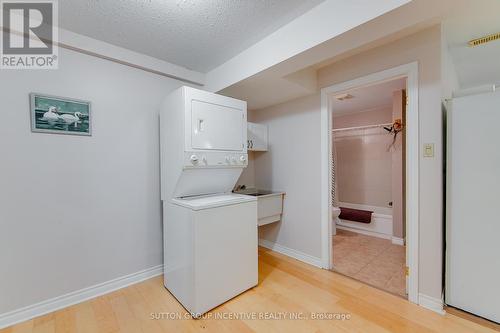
160,86,258,317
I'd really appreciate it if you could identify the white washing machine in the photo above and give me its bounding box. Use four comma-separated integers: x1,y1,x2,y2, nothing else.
160,86,257,316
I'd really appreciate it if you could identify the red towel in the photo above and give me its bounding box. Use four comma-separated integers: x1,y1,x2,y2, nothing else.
339,207,373,224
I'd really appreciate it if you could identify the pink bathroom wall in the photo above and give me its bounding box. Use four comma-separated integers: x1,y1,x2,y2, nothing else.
333,107,393,207
333,107,393,129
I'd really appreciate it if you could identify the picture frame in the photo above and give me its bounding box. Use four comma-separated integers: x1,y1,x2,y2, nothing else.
30,93,92,136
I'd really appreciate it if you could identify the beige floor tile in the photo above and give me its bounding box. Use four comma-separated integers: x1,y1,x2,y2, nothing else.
333,229,406,297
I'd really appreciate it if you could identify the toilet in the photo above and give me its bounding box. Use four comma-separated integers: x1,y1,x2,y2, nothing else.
332,206,341,218
332,207,341,235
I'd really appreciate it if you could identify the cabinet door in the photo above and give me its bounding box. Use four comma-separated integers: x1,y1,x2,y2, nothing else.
191,100,244,151
248,122,268,151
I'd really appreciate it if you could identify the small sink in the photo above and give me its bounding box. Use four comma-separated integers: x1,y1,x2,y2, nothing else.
233,189,275,196
233,189,285,226
245,190,274,197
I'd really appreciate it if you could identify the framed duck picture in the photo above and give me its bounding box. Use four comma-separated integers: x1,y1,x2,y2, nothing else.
30,93,92,136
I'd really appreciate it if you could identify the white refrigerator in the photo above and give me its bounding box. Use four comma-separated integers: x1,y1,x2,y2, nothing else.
446,90,500,323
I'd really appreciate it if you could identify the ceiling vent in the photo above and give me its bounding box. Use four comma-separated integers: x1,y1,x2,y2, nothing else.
334,93,354,101
468,32,500,47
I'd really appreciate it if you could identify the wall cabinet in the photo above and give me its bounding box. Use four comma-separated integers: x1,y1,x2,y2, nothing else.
247,122,268,151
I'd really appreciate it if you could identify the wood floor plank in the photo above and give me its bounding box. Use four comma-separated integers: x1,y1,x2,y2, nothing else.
32,319,54,333
89,296,119,333
108,293,143,333
74,302,98,333
54,307,76,333
3,247,498,333
122,284,164,333
134,277,201,333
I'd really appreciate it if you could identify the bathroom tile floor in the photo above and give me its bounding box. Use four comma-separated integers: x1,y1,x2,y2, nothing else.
333,229,406,297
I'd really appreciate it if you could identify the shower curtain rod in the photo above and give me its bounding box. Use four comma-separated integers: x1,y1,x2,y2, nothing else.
332,122,392,133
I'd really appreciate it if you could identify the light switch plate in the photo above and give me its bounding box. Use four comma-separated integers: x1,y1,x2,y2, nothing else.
423,143,434,157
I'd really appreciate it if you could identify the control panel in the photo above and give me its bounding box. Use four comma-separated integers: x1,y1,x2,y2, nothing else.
183,152,248,168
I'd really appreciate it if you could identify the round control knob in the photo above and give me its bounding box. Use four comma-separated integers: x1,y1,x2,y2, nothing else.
190,155,199,164
240,155,247,163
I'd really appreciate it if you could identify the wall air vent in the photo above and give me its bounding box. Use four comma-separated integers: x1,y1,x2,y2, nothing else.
468,32,500,47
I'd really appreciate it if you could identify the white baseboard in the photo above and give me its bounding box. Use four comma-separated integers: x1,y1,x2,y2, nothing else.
418,293,445,315
391,237,405,246
259,239,322,268
0,265,163,329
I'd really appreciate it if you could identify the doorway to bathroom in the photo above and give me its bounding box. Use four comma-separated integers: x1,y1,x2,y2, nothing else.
320,63,420,303
332,77,407,297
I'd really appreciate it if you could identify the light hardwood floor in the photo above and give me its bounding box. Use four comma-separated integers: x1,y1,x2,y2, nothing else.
1,247,497,333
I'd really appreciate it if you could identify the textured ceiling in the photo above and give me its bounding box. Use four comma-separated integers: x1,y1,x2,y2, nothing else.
59,0,325,72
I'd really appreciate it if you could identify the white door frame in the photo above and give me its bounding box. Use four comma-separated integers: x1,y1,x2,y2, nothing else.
320,62,419,303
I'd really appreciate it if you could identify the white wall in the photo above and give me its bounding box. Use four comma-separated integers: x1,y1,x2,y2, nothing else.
255,26,444,300
441,27,460,100
252,94,323,259
0,48,185,314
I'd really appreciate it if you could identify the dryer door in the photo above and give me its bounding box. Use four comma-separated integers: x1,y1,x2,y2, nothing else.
191,100,244,151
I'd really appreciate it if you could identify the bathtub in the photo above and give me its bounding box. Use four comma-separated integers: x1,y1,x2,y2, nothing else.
334,202,393,240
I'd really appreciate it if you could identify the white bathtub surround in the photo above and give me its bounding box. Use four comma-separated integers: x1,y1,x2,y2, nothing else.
334,202,393,240
336,218,392,239
391,236,405,246
333,123,393,208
